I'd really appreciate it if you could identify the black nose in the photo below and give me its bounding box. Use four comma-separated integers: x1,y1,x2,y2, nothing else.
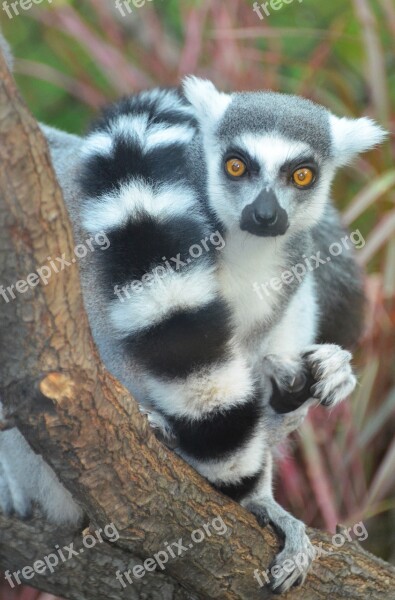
240,188,289,237
252,208,278,227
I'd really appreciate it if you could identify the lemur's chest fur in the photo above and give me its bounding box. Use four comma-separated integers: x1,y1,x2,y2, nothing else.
218,228,290,341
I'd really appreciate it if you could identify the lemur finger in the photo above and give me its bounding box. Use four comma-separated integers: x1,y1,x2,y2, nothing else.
253,506,270,529
315,374,357,408
303,344,352,379
300,344,356,408
268,528,313,594
152,428,179,450
143,410,180,449
311,369,355,399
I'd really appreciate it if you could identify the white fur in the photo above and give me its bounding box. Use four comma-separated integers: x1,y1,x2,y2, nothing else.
81,132,113,157
112,114,149,144
145,124,195,149
110,264,218,335
183,76,232,131
137,88,195,118
261,274,319,357
112,114,195,151
290,168,336,234
218,227,291,339
235,134,311,188
82,181,199,233
82,101,195,161
329,114,387,166
145,352,255,419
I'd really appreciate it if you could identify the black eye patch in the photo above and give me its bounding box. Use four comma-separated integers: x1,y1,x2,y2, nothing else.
280,155,318,176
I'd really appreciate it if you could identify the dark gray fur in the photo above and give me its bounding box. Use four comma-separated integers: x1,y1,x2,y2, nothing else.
219,92,333,157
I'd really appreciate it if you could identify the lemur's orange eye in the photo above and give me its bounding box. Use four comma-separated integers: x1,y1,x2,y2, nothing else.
225,158,247,178
292,167,315,188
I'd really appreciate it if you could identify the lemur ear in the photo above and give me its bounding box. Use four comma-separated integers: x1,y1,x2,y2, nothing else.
182,76,231,130
329,114,387,166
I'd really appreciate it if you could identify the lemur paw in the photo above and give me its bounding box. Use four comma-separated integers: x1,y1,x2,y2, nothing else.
267,525,314,594
263,355,303,391
0,463,33,520
246,499,314,594
139,407,179,449
304,344,357,407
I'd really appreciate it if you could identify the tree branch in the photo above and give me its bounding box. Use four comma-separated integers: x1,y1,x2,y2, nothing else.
0,45,394,600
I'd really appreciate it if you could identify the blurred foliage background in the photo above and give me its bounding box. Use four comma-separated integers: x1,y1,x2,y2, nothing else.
1,0,394,597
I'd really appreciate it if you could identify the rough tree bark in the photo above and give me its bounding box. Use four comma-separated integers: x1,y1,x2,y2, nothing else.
0,46,394,600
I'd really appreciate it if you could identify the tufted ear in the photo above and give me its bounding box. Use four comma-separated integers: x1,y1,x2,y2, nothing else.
329,114,387,166
182,76,231,132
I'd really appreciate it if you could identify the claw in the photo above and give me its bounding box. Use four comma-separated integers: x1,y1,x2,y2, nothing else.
255,509,270,528
287,372,307,393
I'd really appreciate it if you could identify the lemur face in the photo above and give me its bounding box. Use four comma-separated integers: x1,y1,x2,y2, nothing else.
213,129,327,238
183,77,386,237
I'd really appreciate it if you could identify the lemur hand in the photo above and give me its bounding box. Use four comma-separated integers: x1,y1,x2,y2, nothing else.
303,344,357,407
268,344,356,414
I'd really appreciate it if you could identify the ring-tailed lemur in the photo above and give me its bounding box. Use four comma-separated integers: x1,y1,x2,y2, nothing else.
0,73,385,593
